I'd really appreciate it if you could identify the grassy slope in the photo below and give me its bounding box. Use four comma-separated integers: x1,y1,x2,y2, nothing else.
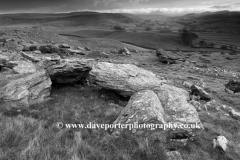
63,29,225,51
0,85,167,160
1,26,240,159
196,32,240,47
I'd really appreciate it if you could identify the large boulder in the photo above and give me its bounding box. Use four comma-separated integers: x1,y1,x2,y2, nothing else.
0,60,51,108
20,52,61,64
118,47,131,56
111,90,166,136
47,58,94,84
225,80,240,93
190,85,212,101
20,52,94,84
213,136,228,152
153,84,203,129
89,62,166,97
110,84,203,145
156,49,181,64
39,44,61,54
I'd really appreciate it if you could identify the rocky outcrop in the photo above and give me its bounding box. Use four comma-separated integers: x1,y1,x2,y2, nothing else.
59,44,70,49
156,49,182,64
47,58,94,84
20,52,94,84
225,80,240,93
86,51,109,58
111,90,165,136
89,62,166,97
39,44,61,53
0,59,51,108
229,108,240,120
190,85,212,101
153,84,203,129
110,84,203,141
166,151,183,160
213,136,228,152
66,49,89,55
118,47,131,56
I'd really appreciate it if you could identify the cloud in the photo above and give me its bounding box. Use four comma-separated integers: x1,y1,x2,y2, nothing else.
0,0,239,14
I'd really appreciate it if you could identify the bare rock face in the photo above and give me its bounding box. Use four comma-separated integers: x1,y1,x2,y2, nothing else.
59,44,70,49
190,85,212,101
156,49,181,64
111,90,165,136
111,84,203,146
47,58,94,84
39,44,60,54
89,62,166,97
166,151,183,160
118,47,131,56
213,136,228,152
20,52,94,84
225,80,240,93
229,108,240,120
0,59,51,108
66,49,89,55
153,84,203,133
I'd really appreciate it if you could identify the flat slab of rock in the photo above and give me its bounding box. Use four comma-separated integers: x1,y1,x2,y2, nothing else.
156,49,181,64
225,80,240,93
47,58,94,83
66,49,89,55
0,67,51,108
191,85,212,101
89,62,166,97
111,90,165,136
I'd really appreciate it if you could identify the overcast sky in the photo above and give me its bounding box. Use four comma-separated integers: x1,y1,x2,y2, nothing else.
0,0,239,14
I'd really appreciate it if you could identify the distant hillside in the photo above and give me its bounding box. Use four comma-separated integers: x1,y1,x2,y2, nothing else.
177,11,240,34
0,12,143,28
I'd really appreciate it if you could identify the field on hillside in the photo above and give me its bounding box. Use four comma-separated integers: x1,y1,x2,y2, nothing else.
62,29,226,51
196,32,240,47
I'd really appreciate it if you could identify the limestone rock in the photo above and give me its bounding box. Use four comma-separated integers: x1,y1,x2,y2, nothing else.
229,108,240,120
156,49,181,64
225,80,240,93
85,47,91,51
66,49,89,55
213,136,228,152
11,61,37,74
191,85,212,101
59,44,70,49
0,63,51,108
111,90,165,136
166,151,183,160
22,45,38,52
89,62,166,97
153,84,203,135
39,44,60,53
47,58,94,83
20,52,61,64
86,51,109,58
118,47,131,56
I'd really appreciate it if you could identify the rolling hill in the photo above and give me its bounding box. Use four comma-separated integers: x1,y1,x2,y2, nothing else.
0,12,143,28
176,11,240,34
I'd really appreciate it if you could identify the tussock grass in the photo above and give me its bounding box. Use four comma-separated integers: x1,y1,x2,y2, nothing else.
0,85,167,160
